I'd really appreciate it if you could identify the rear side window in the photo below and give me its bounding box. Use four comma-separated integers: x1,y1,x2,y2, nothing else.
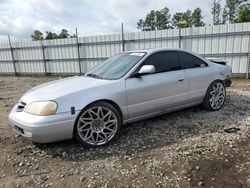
143,51,181,73
179,52,207,69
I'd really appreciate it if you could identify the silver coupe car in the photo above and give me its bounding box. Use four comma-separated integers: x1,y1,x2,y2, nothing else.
9,49,232,146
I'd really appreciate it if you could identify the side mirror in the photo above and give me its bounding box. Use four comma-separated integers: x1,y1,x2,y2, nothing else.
133,65,155,78
139,65,155,74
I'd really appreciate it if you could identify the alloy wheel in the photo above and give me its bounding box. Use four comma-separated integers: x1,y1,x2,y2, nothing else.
77,106,118,146
209,83,225,110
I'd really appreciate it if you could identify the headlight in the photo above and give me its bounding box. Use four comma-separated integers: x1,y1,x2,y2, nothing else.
24,101,58,116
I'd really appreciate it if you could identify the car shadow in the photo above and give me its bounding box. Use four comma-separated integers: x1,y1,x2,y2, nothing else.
34,91,250,161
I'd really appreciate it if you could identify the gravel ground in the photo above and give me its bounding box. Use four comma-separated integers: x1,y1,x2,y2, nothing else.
0,76,250,188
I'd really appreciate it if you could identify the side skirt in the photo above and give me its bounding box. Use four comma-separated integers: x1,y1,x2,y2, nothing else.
123,100,203,125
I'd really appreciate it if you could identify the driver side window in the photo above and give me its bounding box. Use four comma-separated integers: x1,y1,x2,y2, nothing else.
142,51,181,74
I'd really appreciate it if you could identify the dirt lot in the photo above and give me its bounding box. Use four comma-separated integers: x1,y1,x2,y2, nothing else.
0,76,250,188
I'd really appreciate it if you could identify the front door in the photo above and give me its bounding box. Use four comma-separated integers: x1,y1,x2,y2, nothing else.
125,51,188,120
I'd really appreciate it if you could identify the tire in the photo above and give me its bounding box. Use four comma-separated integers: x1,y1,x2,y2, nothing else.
202,80,226,111
74,101,121,147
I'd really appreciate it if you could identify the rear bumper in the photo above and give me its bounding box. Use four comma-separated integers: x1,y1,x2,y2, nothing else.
224,79,232,87
8,104,78,143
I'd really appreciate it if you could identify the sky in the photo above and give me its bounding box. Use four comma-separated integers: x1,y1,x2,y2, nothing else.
0,0,217,42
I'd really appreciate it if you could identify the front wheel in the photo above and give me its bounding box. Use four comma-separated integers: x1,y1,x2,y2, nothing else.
203,81,226,111
74,102,121,147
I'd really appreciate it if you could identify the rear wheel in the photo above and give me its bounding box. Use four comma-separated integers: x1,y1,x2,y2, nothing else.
203,80,226,111
74,102,121,147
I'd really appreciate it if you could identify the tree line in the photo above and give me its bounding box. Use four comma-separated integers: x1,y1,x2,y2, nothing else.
31,29,76,41
137,0,250,31
31,0,250,40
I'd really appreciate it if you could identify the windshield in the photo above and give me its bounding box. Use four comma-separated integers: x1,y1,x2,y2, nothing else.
86,52,146,80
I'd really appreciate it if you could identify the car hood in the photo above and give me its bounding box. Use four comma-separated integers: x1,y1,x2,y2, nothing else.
21,76,112,103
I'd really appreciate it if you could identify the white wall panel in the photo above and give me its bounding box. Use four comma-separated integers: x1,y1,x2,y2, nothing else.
17,61,44,73
0,23,249,76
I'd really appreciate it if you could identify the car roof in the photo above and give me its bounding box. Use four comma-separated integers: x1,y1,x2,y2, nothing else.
124,48,194,55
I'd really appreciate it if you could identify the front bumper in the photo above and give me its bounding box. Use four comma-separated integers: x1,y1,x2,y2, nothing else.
8,104,78,143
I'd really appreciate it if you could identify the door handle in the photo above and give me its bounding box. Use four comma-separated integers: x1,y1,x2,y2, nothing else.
178,77,184,82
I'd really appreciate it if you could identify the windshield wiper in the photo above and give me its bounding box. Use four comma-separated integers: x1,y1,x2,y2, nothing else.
86,73,103,79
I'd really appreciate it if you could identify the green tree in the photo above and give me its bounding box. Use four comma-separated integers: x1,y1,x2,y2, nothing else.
31,30,44,41
192,8,205,27
158,7,172,29
45,31,59,40
222,6,228,23
211,0,222,25
154,10,169,30
137,7,171,31
31,29,74,40
223,0,248,23
144,10,157,31
137,19,145,30
172,10,192,28
59,29,70,38
172,12,183,28
234,3,250,22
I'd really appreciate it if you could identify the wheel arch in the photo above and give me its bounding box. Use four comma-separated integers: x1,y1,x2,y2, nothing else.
204,79,225,99
75,99,123,125
92,99,123,122
209,79,225,87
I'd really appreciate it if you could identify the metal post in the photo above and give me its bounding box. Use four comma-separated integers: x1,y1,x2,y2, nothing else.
178,28,181,49
247,52,250,79
121,23,125,52
247,35,250,79
41,40,47,75
8,35,17,75
75,28,82,74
